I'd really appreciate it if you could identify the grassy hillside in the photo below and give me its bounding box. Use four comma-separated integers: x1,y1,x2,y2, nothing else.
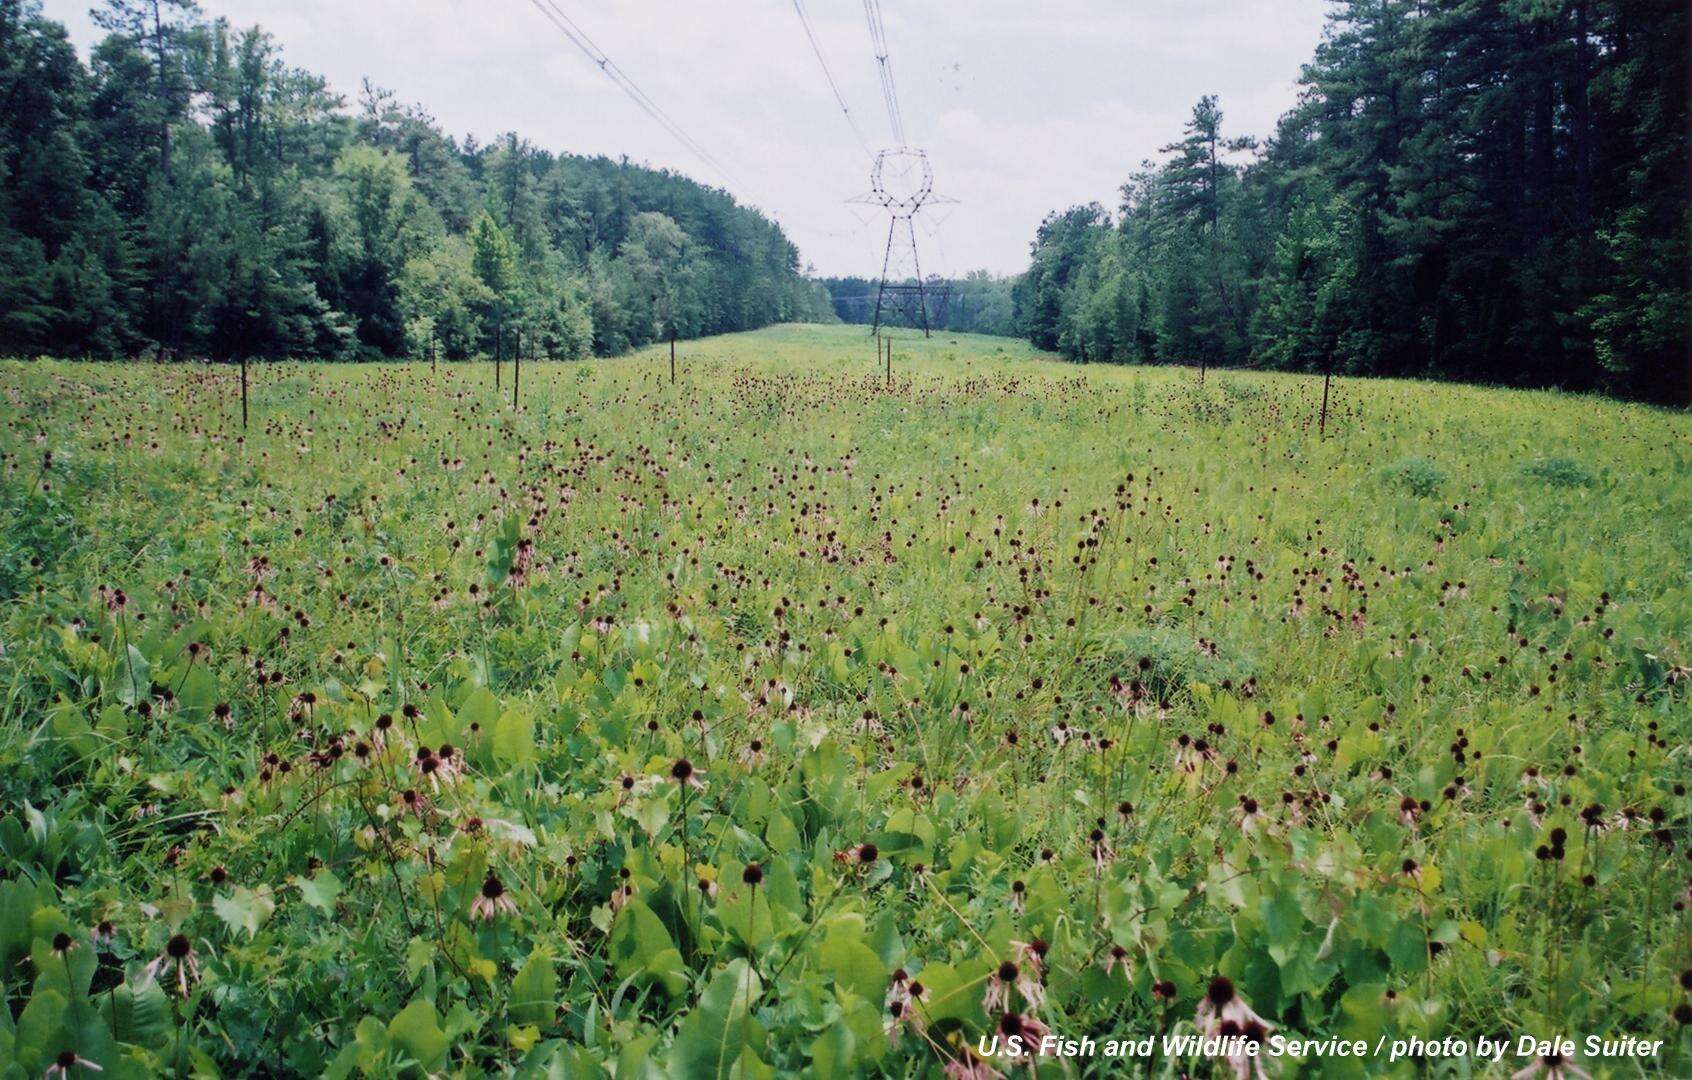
1,324,1687,1076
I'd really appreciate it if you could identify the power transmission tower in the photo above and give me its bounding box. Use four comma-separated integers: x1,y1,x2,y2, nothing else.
850,148,955,338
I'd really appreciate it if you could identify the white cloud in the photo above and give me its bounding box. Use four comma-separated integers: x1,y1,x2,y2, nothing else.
44,0,1329,276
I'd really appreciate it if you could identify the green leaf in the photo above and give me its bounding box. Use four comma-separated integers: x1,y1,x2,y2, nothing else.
912,961,987,1025
718,880,774,950
491,705,536,768
1336,982,1389,1041
30,932,96,999
459,686,501,733
108,979,172,1048
0,878,45,968
608,899,685,995
807,1020,856,1076
296,870,343,915
508,951,558,1026
114,645,150,706
213,885,276,939
625,797,670,837
387,998,450,1073
817,928,886,1003
1385,920,1427,975
671,960,763,1080
13,988,68,1065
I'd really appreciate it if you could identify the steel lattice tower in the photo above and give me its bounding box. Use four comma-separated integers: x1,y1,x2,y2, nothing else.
850,148,954,337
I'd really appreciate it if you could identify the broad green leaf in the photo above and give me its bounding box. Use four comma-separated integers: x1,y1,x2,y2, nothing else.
387,998,450,1072
296,870,343,914
459,686,501,733
508,951,558,1026
492,706,536,768
817,931,885,1004
608,899,684,995
213,886,276,939
671,960,762,1080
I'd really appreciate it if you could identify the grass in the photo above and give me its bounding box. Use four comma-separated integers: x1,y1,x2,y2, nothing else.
0,323,1687,1077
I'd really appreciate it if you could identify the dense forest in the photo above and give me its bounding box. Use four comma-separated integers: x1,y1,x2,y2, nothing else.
0,0,833,361
818,272,1018,337
1015,0,1690,403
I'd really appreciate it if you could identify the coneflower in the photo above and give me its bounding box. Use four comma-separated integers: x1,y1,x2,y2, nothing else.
941,1055,1000,1080
1008,939,1049,1009
435,743,464,779
1102,943,1131,979
144,933,200,998
1511,1052,1591,1080
740,738,766,768
1399,795,1422,828
1196,976,1273,1079
834,842,880,874
1196,975,1270,1039
983,959,1019,1013
414,752,444,789
471,873,517,920
398,788,430,817
1089,827,1115,868
609,868,637,913
994,1011,1050,1058
883,968,927,1045
1237,796,1264,835
44,1048,102,1077
669,757,705,790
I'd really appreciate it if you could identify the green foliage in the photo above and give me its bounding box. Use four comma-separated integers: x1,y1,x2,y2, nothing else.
1522,456,1596,488
397,236,492,359
0,1,818,363
470,211,517,302
1014,1,1691,403
1382,456,1448,498
0,325,1687,1075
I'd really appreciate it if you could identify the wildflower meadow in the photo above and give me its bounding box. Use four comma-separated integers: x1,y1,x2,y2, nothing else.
1,324,1687,1077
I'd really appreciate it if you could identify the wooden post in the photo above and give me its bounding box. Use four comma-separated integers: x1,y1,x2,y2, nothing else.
240,355,248,430
430,338,437,373
1319,359,1333,439
513,328,521,409
669,328,676,384
885,337,891,386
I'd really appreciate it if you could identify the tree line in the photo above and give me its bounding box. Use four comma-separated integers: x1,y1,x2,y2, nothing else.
0,0,833,362
1014,0,1689,403
818,272,1018,337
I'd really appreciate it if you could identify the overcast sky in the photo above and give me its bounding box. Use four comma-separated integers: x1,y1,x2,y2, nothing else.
44,0,1330,278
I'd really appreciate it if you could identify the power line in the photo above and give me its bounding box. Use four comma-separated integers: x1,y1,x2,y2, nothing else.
790,0,875,159
525,0,741,188
862,0,907,147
